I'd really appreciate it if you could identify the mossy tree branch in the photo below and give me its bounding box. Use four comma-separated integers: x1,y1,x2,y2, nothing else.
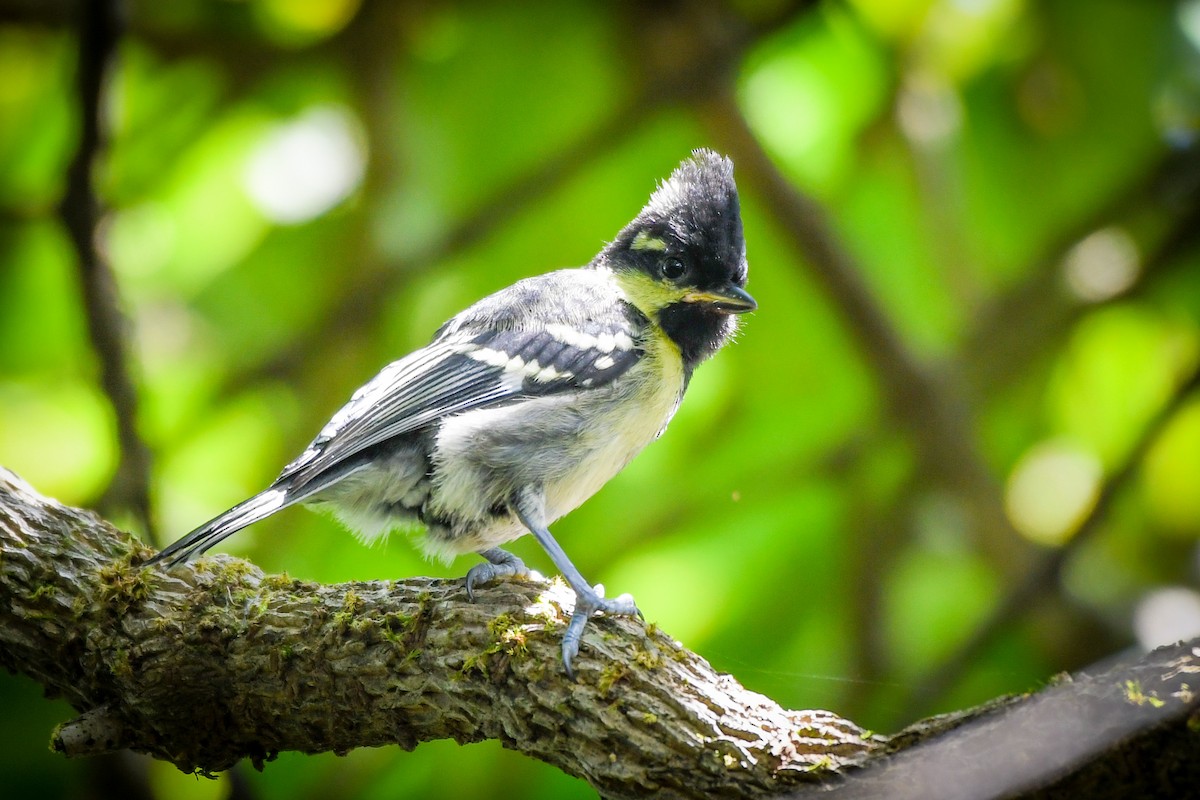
0,467,876,799
6,466,1197,800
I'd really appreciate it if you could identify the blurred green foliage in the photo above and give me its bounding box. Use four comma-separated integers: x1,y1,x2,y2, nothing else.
2,0,1200,798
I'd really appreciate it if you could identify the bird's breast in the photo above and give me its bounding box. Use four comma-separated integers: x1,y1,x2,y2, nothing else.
543,328,684,517
424,326,686,555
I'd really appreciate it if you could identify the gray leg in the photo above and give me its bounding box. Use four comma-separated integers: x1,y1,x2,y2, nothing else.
513,486,640,678
465,547,530,601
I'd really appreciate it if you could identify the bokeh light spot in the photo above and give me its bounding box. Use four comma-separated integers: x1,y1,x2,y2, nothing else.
243,105,365,225
1063,227,1140,303
1134,586,1200,650
1005,439,1102,546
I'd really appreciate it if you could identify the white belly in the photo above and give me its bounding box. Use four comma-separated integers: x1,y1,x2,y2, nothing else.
425,333,685,558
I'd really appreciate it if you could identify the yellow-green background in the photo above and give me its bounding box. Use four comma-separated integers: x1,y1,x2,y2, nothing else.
3,0,1200,798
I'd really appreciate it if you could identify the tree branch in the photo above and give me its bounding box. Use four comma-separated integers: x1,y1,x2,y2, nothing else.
219,0,815,399
0,467,876,799
699,88,1027,574
900,359,1200,720
62,0,156,540
961,143,1200,396
804,638,1200,800
5,467,1199,799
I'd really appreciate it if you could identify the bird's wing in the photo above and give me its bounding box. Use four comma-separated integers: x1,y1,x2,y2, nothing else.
278,320,644,490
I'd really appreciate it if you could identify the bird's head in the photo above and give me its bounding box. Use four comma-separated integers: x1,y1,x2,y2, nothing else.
596,149,755,372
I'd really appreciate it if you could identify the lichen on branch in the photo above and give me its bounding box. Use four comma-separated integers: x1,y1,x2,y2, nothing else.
0,468,877,799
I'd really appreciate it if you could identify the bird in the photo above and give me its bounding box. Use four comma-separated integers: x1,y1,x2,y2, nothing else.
148,148,755,677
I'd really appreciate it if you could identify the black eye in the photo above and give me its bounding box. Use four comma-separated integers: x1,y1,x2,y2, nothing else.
660,258,686,281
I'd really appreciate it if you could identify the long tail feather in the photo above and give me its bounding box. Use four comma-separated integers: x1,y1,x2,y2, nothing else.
150,456,371,567
148,488,293,566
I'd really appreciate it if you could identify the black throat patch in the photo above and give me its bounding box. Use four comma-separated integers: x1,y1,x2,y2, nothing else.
657,302,736,377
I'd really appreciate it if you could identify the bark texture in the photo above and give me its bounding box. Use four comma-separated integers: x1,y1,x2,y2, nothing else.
812,639,1200,800
7,465,1197,800
0,468,877,799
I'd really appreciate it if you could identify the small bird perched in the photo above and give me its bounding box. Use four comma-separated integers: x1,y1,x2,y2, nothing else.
150,149,755,676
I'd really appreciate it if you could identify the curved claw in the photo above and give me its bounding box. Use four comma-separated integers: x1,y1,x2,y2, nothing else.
465,549,529,602
561,610,590,680
506,489,642,677
464,565,490,602
560,584,642,679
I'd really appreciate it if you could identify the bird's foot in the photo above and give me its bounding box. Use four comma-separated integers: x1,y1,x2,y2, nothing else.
562,582,641,680
465,548,531,601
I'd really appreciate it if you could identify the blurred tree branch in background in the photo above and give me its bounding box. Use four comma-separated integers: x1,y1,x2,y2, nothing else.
903,359,1200,720
221,0,817,398
60,0,156,540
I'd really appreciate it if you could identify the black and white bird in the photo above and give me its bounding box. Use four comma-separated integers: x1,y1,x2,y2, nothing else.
149,149,756,676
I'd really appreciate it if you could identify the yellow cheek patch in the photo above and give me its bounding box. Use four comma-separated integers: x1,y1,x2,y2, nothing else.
611,268,689,321
631,230,668,252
